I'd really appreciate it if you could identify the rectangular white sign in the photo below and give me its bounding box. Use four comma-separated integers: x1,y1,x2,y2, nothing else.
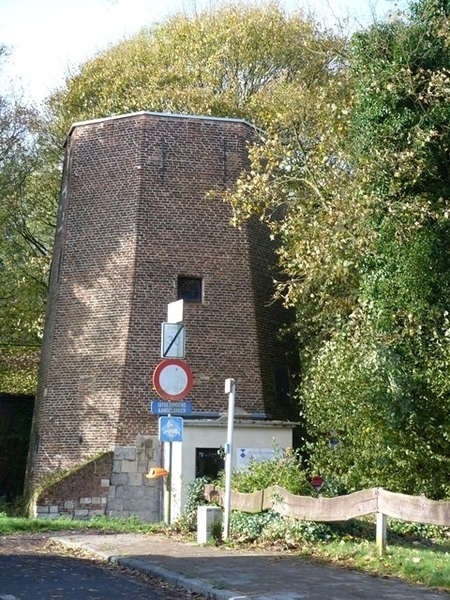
161,322,186,358
236,448,275,470
167,299,184,323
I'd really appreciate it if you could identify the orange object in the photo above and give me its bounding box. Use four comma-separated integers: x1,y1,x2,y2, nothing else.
146,467,169,479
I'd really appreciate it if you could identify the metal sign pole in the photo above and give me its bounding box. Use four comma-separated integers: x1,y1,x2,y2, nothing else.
156,300,186,526
166,437,172,525
223,378,235,540
158,413,184,525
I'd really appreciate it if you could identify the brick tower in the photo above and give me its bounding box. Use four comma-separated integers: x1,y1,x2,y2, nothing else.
25,112,298,521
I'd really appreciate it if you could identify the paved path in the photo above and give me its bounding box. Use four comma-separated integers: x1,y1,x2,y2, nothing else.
53,533,450,600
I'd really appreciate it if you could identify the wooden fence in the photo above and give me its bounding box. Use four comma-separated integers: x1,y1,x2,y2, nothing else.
204,484,450,555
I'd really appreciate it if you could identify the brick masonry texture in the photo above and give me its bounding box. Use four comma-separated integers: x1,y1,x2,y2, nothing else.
25,112,298,519
37,452,113,520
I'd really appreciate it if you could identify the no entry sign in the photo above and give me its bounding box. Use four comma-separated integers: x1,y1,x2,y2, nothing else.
152,358,193,401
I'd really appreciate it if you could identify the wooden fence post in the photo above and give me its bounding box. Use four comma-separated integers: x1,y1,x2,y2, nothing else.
376,512,387,556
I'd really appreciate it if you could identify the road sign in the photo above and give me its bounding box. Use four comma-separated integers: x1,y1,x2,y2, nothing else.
150,400,192,415
152,358,194,401
311,475,324,490
167,299,184,323
159,416,183,442
161,322,186,358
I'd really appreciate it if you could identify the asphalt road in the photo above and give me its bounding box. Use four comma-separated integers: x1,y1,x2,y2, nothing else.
0,534,206,600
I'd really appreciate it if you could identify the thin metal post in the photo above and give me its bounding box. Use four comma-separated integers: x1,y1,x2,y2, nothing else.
163,409,174,526
223,378,235,540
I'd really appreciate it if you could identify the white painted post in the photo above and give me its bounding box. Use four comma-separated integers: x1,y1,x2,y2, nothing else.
376,512,387,556
197,506,223,544
223,378,236,540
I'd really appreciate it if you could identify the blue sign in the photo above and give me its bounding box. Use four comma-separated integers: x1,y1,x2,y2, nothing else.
159,416,183,442
150,400,192,415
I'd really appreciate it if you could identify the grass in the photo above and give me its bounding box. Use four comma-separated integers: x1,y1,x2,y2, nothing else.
222,513,450,592
0,510,168,536
305,538,450,591
1,506,450,592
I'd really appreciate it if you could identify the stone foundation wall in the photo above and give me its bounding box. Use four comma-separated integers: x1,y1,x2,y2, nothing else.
107,436,163,522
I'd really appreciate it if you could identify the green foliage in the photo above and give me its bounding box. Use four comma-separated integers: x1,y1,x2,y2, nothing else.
0,347,39,394
228,0,450,498
0,500,25,518
388,518,450,544
305,0,450,498
50,3,333,131
0,511,167,535
174,476,210,532
229,509,281,542
257,513,335,545
229,511,450,548
0,52,50,393
219,447,311,495
224,22,355,365
302,304,450,497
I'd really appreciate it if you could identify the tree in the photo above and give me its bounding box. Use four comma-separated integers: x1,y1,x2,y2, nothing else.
47,3,343,131
309,0,450,498
227,0,450,498
0,47,47,394
224,56,357,363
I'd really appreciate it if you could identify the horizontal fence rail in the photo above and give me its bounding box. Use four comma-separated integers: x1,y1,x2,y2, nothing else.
204,484,450,555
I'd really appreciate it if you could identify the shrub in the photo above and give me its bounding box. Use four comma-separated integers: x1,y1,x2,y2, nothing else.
260,516,335,546
229,510,335,546
230,510,281,542
174,476,210,532
218,446,311,495
388,519,450,544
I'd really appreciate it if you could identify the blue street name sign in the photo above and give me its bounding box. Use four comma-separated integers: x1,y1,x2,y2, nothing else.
150,400,192,415
159,416,183,443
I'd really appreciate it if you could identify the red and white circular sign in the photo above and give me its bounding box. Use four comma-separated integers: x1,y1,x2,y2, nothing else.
152,358,194,401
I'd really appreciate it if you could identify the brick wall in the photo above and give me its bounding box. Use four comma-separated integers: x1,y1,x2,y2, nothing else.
25,112,298,520
37,452,113,520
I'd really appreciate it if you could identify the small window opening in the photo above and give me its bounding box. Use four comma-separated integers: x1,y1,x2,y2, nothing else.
177,276,202,303
275,365,291,404
195,448,224,480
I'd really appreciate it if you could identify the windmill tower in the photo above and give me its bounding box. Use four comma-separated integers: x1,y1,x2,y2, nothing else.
25,112,297,521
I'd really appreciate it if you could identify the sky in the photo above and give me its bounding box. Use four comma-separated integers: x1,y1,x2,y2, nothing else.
0,0,405,105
